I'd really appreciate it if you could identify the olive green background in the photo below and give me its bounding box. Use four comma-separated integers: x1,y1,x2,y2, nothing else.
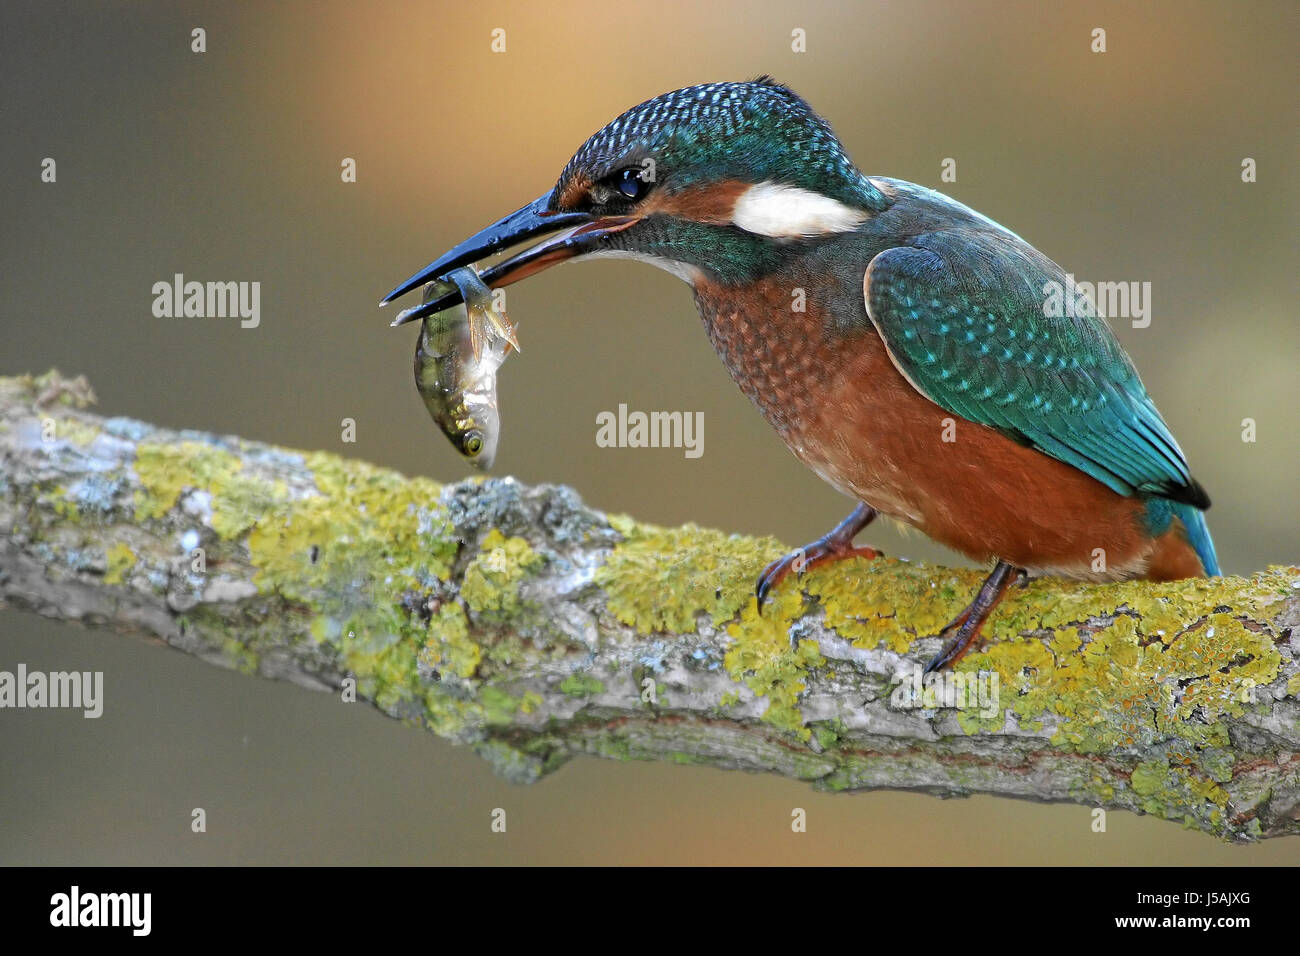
3,0,1297,864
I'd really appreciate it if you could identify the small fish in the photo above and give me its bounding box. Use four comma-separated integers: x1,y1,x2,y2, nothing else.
413,268,517,470
397,267,519,360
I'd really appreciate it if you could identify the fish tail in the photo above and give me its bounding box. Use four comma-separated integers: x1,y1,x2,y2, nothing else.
487,309,520,351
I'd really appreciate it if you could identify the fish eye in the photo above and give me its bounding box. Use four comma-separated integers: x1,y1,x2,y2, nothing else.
614,166,650,201
463,431,484,456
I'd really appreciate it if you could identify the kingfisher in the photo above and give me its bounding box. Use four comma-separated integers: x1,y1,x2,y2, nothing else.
381,78,1218,672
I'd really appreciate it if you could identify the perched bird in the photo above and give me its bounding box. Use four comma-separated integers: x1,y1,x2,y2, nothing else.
382,78,1218,671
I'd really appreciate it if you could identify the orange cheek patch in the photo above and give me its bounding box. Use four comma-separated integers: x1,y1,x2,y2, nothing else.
640,180,750,224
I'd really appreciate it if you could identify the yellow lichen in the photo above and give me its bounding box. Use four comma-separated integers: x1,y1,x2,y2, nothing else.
419,603,480,679
959,574,1291,753
49,484,80,522
806,556,978,653
127,434,467,725
723,586,823,738
56,419,101,446
461,528,544,616
132,440,285,537
597,515,784,634
133,442,205,520
103,542,135,585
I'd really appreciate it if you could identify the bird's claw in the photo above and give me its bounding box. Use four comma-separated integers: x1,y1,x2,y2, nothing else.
922,562,1020,672
754,540,881,615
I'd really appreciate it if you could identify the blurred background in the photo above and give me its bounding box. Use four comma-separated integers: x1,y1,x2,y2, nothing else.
2,0,1297,864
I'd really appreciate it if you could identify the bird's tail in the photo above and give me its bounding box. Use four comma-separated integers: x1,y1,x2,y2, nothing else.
1143,500,1220,580
1176,504,1220,576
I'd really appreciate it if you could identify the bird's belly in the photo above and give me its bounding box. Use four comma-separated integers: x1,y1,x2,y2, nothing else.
693,281,1163,580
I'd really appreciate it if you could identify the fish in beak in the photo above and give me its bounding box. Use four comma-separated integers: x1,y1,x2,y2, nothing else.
413,269,519,471
380,192,637,326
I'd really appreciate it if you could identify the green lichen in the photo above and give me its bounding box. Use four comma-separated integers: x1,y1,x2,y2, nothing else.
461,528,544,616
103,542,135,585
594,507,1295,820
472,737,567,784
220,636,260,675
480,685,522,726
585,733,632,762
591,512,825,737
1130,758,1170,797
596,514,784,634
796,554,1294,781
666,750,706,765
811,719,844,752
560,673,606,697
250,453,454,588
133,442,223,521
1129,756,1230,819
246,452,461,716
212,475,286,539
129,435,478,731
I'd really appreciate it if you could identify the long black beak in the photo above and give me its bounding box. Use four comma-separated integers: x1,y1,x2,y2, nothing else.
380,192,637,326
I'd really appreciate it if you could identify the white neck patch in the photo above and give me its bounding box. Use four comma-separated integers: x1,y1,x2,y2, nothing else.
731,181,869,238
583,248,703,286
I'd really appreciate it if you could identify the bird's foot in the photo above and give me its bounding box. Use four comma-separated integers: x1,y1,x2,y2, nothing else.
755,503,881,612
923,561,1021,673
924,609,984,674
755,541,882,608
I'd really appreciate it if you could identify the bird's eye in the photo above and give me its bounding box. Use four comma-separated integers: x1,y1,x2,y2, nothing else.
615,166,649,201
463,431,483,456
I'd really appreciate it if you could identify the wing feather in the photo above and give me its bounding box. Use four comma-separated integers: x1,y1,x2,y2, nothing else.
864,232,1208,507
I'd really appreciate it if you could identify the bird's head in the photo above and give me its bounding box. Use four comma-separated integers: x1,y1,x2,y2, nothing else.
383,78,887,321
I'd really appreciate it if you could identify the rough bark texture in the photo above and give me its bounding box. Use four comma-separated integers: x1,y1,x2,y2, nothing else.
2,371,1298,841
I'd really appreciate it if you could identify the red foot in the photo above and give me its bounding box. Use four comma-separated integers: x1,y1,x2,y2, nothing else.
923,562,1021,672
923,614,985,673
755,539,881,609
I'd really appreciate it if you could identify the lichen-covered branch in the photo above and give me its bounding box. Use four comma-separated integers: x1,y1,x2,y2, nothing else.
2,371,1298,842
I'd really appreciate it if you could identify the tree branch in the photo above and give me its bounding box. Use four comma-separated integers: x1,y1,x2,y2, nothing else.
2,371,1297,841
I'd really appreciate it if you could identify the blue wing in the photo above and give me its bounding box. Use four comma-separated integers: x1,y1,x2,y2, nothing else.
864,230,1209,508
